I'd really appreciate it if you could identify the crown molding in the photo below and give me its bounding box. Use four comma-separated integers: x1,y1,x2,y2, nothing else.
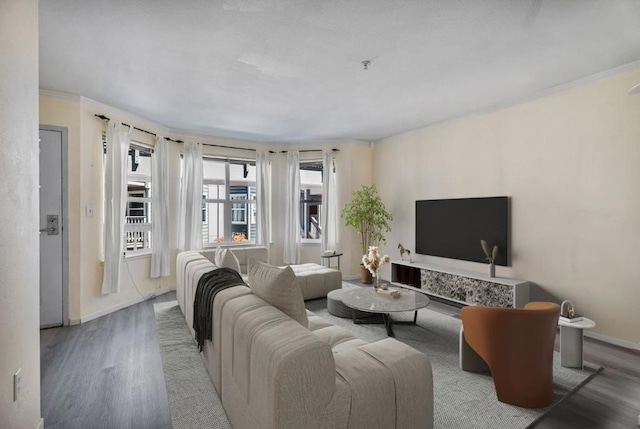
79,96,170,136
376,59,640,144
39,88,80,101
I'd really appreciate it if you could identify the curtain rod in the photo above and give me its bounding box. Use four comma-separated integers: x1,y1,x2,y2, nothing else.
198,142,271,153
198,146,339,153
280,148,340,153
186,142,339,153
95,114,340,153
94,114,184,143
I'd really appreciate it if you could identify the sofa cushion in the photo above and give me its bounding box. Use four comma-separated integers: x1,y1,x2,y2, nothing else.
201,248,217,264
248,261,308,327
215,247,241,273
313,325,358,349
307,314,333,332
332,338,369,354
289,263,342,300
232,246,269,275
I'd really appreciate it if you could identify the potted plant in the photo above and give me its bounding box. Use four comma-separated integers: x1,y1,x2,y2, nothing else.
341,184,393,283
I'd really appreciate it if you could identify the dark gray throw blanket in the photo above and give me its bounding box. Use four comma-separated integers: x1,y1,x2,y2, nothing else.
193,268,248,351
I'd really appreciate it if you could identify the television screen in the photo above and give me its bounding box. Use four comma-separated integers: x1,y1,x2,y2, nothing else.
415,197,509,266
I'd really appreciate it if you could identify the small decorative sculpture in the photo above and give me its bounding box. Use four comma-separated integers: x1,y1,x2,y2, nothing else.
561,300,575,318
398,243,411,262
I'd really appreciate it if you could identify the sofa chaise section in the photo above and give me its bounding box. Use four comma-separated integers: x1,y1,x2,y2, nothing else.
291,262,342,300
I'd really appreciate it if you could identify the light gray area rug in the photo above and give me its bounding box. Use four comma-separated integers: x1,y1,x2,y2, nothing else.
154,301,231,429
307,283,601,429
155,287,600,429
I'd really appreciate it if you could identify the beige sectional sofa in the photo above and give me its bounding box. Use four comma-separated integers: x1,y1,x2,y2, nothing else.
177,247,342,302
290,262,343,300
176,250,434,429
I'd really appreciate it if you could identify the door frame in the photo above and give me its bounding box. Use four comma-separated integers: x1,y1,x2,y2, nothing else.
39,125,69,327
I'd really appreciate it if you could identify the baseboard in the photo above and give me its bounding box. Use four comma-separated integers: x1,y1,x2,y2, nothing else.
80,287,173,324
585,331,640,351
342,275,360,281
37,417,44,429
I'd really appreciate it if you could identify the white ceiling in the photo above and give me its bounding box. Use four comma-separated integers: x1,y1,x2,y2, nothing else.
39,0,640,143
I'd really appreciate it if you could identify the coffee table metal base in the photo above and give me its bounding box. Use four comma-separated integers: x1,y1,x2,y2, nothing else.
351,310,418,337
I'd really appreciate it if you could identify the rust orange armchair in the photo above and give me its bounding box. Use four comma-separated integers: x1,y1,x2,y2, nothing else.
459,302,560,408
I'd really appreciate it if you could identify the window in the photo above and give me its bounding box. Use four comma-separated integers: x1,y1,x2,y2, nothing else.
124,146,153,254
231,194,247,224
300,162,323,242
103,139,153,256
202,158,256,246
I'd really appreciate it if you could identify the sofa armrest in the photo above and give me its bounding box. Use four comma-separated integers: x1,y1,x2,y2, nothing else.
334,338,433,429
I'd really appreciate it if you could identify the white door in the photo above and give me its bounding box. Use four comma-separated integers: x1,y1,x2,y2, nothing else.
39,128,67,328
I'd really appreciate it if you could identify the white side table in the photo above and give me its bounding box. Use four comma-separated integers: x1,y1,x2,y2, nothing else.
558,317,596,369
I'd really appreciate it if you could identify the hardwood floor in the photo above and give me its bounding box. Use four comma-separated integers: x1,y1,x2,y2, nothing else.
535,340,640,428
40,293,175,429
41,289,640,428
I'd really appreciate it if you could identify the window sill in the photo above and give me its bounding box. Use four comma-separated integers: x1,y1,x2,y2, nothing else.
203,242,257,249
301,240,320,246
124,251,152,261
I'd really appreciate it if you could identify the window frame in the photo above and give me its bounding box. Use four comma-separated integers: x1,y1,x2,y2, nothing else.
123,144,153,256
202,157,257,247
231,193,248,225
299,161,323,244
102,137,154,259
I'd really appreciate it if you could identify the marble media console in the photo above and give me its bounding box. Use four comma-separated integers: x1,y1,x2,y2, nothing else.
391,260,530,308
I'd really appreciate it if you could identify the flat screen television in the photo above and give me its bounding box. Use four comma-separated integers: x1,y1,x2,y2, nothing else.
415,197,509,266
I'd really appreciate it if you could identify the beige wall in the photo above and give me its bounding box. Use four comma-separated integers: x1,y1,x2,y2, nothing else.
0,0,42,427
40,93,372,322
374,67,640,345
336,143,373,276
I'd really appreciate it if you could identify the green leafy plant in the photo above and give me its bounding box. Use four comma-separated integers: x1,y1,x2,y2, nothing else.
341,185,393,256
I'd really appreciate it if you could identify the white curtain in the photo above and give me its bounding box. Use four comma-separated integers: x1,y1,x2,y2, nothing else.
102,121,132,294
150,137,170,278
256,150,270,249
178,142,203,251
321,150,338,254
283,151,300,264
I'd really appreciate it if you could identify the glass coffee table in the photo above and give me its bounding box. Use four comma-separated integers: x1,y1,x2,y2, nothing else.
341,287,430,337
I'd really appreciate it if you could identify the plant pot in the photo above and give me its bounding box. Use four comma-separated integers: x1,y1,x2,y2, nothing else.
360,265,373,284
